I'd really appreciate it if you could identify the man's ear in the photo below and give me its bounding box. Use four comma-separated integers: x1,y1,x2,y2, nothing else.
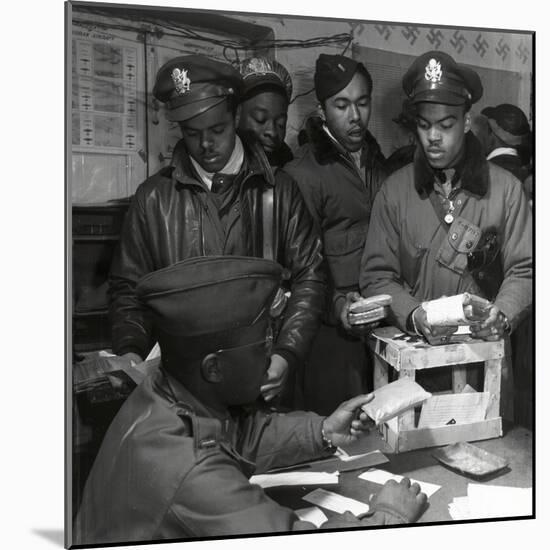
201,353,222,384
234,103,242,128
464,111,472,134
316,102,326,121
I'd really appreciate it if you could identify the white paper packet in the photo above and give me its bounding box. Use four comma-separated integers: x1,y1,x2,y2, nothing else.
361,377,431,425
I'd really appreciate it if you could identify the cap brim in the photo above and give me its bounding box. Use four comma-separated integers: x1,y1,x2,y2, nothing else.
166,96,227,122
410,89,469,106
487,118,528,146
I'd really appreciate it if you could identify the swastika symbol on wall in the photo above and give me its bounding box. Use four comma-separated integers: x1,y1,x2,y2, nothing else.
450,31,467,54
374,24,392,40
426,29,445,49
402,26,420,45
516,43,529,64
473,33,489,57
349,21,366,36
496,38,510,61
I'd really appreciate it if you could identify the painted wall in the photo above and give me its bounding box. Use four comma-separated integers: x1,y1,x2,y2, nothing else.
233,14,533,152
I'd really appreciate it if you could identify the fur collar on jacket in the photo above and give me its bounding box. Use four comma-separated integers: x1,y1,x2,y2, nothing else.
413,131,489,198
302,116,385,169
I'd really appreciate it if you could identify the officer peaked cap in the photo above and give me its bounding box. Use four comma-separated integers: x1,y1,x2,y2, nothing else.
153,55,243,122
403,50,483,106
136,256,283,362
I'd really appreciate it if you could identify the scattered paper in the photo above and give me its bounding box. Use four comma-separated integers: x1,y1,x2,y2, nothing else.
417,392,490,428
467,484,532,519
249,471,339,489
303,488,370,516
448,496,471,520
358,468,441,498
295,506,328,527
146,342,161,361
337,449,385,463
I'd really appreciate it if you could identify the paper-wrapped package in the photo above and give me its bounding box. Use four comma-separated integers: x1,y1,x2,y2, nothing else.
348,294,392,326
361,378,432,425
422,293,491,326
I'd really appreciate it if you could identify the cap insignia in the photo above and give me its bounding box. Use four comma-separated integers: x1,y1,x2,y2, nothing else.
425,58,442,83
172,68,191,95
246,57,272,75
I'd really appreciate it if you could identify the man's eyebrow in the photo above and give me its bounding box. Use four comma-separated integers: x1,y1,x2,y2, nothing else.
183,121,228,131
333,93,371,102
417,114,458,124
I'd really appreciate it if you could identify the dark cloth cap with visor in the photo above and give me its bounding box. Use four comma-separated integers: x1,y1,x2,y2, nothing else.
481,103,531,146
403,50,483,106
153,55,243,122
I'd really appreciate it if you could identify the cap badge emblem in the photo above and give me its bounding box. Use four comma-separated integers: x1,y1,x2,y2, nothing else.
246,57,272,75
172,68,191,95
425,58,443,83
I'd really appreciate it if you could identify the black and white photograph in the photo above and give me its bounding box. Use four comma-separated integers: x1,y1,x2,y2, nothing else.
63,0,537,548
5,0,545,549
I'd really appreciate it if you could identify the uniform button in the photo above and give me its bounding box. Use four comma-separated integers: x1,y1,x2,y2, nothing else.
465,241,473,249
451,233,458,240
456,199,462,206
478,271,485,279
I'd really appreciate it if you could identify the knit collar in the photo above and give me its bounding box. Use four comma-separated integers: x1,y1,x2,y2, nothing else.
413,131,489,198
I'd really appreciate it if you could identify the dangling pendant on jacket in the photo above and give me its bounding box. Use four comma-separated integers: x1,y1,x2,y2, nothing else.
444,200,455,224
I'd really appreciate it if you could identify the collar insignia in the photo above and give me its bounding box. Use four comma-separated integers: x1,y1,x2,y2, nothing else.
425,58,443,83
172,68,191,95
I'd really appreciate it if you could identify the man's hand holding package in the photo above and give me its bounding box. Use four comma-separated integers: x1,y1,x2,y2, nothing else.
340,292,381,336
470,305,509,341
322,393,374,448
412,306,458,345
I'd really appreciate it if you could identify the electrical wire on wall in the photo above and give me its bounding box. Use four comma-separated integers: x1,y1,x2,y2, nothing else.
72,12,355,104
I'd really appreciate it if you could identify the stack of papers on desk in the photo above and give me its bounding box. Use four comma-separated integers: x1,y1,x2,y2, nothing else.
449,484,532,520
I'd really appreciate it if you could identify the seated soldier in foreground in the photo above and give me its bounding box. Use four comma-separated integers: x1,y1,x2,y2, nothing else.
74,256,427,546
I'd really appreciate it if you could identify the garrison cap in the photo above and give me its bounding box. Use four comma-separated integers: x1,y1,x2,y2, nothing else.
136,256,283,364
238,57,293,102
481,103,531,146
314,54,372,102
403,50,483,106
153,55,242,122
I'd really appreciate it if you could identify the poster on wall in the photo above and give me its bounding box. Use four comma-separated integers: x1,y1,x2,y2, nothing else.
66,1,534,549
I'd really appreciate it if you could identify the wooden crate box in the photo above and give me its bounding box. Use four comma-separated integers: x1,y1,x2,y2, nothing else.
368,326,508,453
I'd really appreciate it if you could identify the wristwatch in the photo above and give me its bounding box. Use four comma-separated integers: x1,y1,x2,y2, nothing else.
321,424,337,454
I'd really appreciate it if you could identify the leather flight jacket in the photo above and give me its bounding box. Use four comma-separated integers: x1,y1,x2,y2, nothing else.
108,134,327,366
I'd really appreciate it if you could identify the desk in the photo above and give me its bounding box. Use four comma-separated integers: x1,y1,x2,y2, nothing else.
266,425,533,523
